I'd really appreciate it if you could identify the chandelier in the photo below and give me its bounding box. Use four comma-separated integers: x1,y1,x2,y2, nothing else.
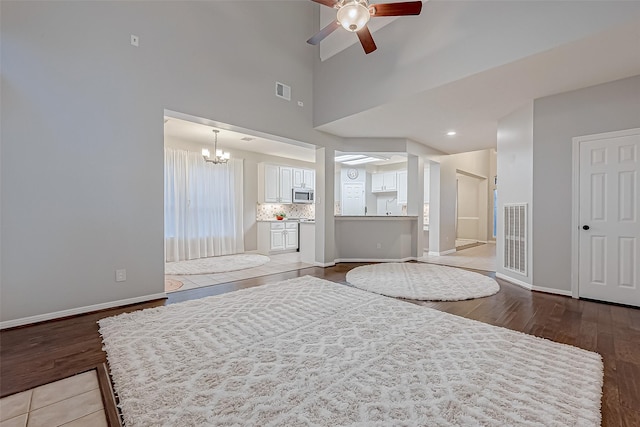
202,129,230,164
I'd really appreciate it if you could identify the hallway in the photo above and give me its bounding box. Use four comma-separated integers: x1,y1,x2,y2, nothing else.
419,242,496,272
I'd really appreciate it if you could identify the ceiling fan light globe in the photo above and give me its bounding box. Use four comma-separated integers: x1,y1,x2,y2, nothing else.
337,2,370,32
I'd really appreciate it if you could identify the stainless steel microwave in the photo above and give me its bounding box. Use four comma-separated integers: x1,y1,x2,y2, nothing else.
292,187,314,204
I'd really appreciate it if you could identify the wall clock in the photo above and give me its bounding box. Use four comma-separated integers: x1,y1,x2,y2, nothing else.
347,168,359,180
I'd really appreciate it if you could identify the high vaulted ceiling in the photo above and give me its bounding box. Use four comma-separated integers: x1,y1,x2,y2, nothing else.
317,16,640,154
166,1,640,159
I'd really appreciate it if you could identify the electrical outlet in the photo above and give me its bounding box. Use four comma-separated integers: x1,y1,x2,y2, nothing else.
376,243,381,249
130,35,139,47
115,269,127,282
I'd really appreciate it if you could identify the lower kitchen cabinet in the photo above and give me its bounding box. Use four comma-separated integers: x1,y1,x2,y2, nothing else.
258,221,298,254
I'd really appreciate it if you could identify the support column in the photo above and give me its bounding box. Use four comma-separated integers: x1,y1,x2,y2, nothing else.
315,147,335,266
407,154,424,257
428,162,441,255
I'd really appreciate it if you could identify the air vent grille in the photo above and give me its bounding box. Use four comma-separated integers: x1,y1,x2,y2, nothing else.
503,203,527,275
275,82,291,101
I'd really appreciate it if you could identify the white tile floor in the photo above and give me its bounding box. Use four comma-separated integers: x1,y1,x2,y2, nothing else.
166,251,313,293
0,371,107,427
419,242,496,272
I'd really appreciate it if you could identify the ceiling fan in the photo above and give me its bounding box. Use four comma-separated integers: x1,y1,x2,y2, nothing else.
307,0,423,54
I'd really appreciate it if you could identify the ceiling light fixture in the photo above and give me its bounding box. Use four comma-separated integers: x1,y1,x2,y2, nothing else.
202,129,230,164
337,0,371,32
447,131,457,136
335,154,367,162
343,156,389,166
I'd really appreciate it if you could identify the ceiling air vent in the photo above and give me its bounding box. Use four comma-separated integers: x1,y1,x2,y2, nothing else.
240,137,255,142
275,82,291,101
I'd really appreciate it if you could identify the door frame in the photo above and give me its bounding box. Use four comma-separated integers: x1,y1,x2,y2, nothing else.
571,127,640,299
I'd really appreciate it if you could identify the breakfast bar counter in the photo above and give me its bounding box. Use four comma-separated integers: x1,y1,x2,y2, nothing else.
334,216,419,262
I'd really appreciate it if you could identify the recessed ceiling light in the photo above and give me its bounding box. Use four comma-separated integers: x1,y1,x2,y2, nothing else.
240,137,255,142
447,131,457,136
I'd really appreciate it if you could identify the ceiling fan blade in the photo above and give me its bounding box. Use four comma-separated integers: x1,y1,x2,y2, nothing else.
369,1,423,17
356,26,377,54
310,0,339,8
307,20,341,45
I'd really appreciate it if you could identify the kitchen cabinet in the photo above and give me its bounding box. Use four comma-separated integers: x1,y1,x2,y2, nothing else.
284,222,298,250
262,164,293,203
293,168,315,189
270,223,286,251
371,171,397,192
397,171,408,205
258,221,298,254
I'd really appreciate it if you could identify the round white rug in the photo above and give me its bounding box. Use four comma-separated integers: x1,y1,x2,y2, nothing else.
346,262,499,301
165,254,270,275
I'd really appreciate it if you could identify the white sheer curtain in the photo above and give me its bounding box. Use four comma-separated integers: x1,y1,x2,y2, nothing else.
164,147,244,262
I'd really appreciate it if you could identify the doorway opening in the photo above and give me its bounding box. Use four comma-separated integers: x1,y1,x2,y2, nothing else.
455,172,485,250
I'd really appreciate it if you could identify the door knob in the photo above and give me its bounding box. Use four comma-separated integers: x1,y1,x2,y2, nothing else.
582,225,590,230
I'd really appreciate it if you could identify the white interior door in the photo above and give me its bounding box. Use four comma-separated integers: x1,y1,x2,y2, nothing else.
578,130,639,307
342,183,365,215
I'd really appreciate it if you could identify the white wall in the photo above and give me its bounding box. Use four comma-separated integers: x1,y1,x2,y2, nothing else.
531,75,640,292
496,102,534,286
0,1,336,324
488,149,497,241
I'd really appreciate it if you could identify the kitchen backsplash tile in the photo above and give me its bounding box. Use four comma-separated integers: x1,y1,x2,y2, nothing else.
257,203,315,221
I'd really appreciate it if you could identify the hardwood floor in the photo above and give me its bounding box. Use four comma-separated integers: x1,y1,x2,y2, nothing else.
1,263,638,426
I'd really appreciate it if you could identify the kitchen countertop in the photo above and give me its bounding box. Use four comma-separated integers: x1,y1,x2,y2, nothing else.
257,219,314,223
334,215,418,220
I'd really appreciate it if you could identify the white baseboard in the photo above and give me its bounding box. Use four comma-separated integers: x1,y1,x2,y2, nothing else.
314,261,336,267
496,273,532,290
427,249,456,256
0,292,167,330
333,257,417,263
496,273,573,297
532,285,573,297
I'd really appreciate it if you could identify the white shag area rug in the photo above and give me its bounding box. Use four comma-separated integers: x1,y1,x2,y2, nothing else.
346,262,500,301
99,276,602,426
165,253,269,275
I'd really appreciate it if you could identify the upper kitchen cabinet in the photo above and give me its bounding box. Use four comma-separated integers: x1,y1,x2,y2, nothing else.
397,171,408,205
293,168,315,190
260,163,293,203
371,171,397,192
